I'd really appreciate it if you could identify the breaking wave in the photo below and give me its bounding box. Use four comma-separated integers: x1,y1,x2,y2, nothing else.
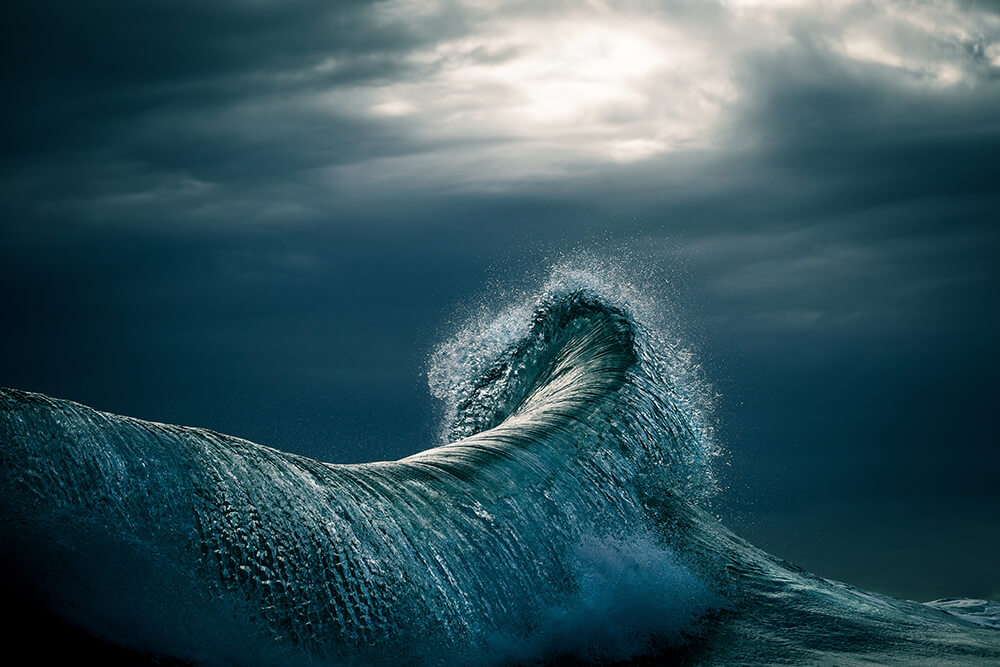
0,266,997,665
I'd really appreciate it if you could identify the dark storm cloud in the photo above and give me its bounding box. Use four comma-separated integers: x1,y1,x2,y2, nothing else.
6,0,995,242
1,0,475,186
1,0,461,105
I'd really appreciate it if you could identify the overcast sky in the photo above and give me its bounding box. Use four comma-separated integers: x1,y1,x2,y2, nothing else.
2,0,998,601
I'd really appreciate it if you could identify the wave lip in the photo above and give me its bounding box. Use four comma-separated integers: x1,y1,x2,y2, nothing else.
426,269,719,500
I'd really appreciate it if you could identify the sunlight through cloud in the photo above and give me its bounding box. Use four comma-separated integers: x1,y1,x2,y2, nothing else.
313,0,999,186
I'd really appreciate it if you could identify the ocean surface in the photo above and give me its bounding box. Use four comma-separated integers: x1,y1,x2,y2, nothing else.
1,268,997,665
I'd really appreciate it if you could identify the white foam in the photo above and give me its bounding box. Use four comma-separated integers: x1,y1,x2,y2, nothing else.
486,532,718,664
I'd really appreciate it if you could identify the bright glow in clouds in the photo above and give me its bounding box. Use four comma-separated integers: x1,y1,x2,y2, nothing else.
316,0,999,185
838,1,991,86
989,44,1000,68
477,23,664,124
413,18,735,161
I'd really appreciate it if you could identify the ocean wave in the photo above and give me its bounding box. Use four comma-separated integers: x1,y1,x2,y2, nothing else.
0,266,997,665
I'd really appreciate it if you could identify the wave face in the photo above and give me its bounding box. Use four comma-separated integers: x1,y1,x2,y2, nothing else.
1,267,998,665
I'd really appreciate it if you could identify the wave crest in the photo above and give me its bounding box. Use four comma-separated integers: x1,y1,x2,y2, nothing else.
426,267,718,499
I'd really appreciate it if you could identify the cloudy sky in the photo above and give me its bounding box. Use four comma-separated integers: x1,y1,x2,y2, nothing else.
2,0,998,601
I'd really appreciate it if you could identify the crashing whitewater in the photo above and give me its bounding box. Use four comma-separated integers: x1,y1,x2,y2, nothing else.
0,268,997,665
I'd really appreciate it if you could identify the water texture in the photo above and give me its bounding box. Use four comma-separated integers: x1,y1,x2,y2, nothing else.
1,268,997,665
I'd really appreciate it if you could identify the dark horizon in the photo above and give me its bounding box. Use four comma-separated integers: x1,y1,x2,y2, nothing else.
2,0,998,603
